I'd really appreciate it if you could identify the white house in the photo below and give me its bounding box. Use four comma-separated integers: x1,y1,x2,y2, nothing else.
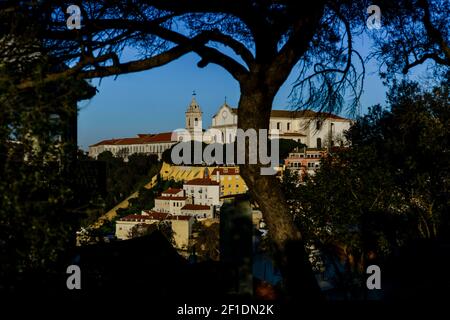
183,178,220,207
180,204,214,220
154,194,191,215
161,188,184,197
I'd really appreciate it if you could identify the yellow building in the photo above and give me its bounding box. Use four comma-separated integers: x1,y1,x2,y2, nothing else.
211,167,248,196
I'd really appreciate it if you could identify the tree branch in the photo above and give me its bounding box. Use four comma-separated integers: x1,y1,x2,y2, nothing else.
402,52,448,74
15,15,252,88
205,29,254,69
418,0,450,64
16,42,195,89
269,2,325,87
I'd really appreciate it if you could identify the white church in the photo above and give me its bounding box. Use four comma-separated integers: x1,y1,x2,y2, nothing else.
88,94,352,160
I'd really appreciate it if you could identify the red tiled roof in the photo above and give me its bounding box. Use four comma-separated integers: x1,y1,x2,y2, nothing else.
162,188,183,195
211,168,239,175
90,132,176,147
181,204,211,210
155,196,188,201
184,178,220,186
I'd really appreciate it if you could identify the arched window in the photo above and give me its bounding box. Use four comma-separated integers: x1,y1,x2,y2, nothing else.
317,138,322,149
194,118,198,126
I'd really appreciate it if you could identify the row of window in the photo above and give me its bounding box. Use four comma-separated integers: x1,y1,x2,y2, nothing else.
289,162,320,168
290,153,322,159
275,122,292,131
101,143,170,154
221,184,241,188
274,121,325,131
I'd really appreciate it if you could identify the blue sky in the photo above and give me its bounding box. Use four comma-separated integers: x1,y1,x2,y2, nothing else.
77,37,388,150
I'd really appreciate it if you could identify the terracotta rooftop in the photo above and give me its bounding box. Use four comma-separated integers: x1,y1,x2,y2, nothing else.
211,168,240,175
90,132,175,147
184,178,220,186
181,204,211,210
162,188,183,195
155,196,188,201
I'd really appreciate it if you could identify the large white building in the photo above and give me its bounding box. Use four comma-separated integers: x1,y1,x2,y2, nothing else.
89,94,352,159
154,194,190,215
88,132,177,160
183,178,220,207
210,103,352,148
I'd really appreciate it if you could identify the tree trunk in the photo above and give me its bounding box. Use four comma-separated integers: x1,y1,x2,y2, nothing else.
237,78,322,301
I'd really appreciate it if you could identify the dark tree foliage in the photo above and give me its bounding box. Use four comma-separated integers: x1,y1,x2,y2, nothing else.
95,151,160,213
1,0,447,299
370,0,449,80
129,222,175,245
278,139,307,161
282,79,449,296
162,138,304,166
0,21,95,288
192,222,220,261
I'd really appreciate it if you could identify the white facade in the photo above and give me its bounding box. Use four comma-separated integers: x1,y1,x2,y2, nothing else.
88,133,177,160
210,104,352,147
154,195,190,215
161,188,184,197
180,204,214,220
183,178,220,207
89,95,352,159
210,103,239,143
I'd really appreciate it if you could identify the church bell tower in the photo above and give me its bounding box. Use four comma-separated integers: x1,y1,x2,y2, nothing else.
185,92,203,140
